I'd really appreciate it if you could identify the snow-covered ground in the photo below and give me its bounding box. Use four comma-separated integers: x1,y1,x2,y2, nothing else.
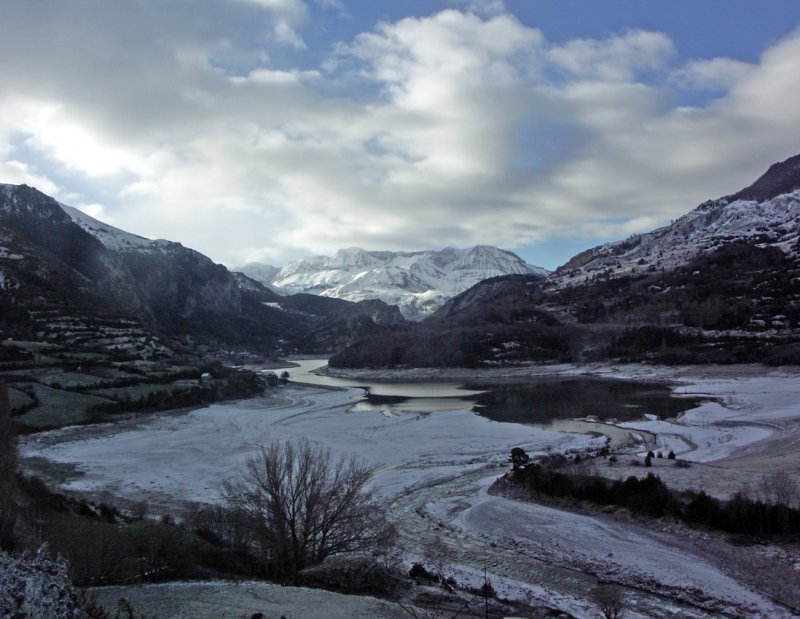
19,363,800,617
586,364,800,472
423,476,786,617
20,385,595,511
87,581,408,619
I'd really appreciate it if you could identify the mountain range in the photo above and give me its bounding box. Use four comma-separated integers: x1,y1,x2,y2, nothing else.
331,154,800,368
0,184,403,356
237,246,547,320
3,153,800,367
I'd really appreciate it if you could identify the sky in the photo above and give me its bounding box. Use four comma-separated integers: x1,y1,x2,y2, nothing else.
1,1,800,270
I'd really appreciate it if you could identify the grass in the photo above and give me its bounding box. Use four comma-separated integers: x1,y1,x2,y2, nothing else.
91,383,195,400
17,383,113,428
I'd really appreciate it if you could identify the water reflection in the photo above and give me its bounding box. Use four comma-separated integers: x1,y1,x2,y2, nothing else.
270,359,701,427
468,378,701,425
273,359,484,404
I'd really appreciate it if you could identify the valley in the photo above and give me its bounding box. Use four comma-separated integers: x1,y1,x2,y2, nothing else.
4,1,800,615
3,155,800,617
17,361,800,617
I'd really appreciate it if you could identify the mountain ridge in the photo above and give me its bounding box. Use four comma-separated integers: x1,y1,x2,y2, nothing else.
0,184,405,355
552,156,800,288
331,153,800,368
238,245,549,320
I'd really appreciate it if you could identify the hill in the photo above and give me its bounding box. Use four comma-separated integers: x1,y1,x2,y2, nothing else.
331,155,800,368
0,184,404,357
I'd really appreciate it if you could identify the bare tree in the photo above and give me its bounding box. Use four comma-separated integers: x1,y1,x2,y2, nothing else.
760,471,799,508
0,379,19,551
593,584,626,619
223,439,393,581
423,535,451,588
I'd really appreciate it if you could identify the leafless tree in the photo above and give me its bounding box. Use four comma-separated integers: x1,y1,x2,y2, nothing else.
424,535,451,588
0,379,19,551
760,471,799,508
223,439,393,581
593,584,626,619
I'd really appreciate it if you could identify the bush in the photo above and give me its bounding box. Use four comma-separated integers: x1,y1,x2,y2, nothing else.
409,562,435,580
507,462,800,537
298,556,405,597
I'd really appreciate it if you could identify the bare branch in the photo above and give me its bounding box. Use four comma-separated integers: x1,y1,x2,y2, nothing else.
222,439,393,581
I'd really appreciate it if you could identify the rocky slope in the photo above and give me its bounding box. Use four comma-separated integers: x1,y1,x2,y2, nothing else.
0,184,403,355
552,154,800,287
239,246,548,320
332,154,800,368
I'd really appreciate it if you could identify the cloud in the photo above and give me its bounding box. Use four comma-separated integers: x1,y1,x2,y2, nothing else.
229,0,309,47
548,29,675,81
446,0,507,18
0,3,799,269
670,57,755,91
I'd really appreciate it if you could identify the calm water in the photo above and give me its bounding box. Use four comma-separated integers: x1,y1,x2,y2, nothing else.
272,359,701,425
273,359,485,413
468,378,702,425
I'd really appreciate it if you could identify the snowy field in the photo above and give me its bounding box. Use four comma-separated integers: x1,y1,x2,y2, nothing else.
19,363,800,617
20,384,596,510
87,581,409,619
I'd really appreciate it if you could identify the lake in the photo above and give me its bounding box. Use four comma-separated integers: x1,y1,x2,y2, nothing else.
272,359,702,427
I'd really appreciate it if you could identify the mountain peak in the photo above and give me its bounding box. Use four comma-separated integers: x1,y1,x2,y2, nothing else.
552,153,800,286
728,153,800,203
266,245,548,320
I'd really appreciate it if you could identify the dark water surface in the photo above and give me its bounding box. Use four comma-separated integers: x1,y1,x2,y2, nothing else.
274,360,702,426
467,377,703,426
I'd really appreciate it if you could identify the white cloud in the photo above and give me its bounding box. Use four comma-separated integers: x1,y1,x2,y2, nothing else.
447,0,507,18
24,110,146,178
231,0,309,48
548,30,675,81
0,160,60,196
0,3,799,268
670,57,755,91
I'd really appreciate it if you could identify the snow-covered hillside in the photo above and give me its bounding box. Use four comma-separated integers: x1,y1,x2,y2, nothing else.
551,155,800,287
243,246,548,320
59,203,163,251
235,262,283,294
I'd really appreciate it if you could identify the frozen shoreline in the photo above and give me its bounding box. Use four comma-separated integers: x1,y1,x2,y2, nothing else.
322,361,800,467
19,362,800,617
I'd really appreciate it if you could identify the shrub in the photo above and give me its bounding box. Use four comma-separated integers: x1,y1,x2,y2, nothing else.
409,562,435,580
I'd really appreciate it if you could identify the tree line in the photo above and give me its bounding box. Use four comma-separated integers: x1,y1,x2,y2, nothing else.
504,457,800,538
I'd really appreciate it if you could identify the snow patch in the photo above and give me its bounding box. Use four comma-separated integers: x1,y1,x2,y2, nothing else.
59,202,156,251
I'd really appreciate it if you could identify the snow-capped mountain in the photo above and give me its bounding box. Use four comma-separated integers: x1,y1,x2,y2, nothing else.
332,153,800,368
58,203,162,251
242,246,549,320
235,262,283,294
551,154,800,286
0,184,404,353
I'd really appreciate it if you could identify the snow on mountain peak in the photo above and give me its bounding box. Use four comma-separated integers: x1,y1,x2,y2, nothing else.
551,182,800,288
245,246,548,320
58,203,156,251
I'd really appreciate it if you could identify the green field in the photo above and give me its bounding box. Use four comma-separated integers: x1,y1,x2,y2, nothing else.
16,383,113,428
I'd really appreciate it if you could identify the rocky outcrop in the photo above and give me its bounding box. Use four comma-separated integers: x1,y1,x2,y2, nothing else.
0,549,85,619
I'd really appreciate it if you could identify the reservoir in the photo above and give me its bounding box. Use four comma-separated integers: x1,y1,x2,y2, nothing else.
272,359,702,426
